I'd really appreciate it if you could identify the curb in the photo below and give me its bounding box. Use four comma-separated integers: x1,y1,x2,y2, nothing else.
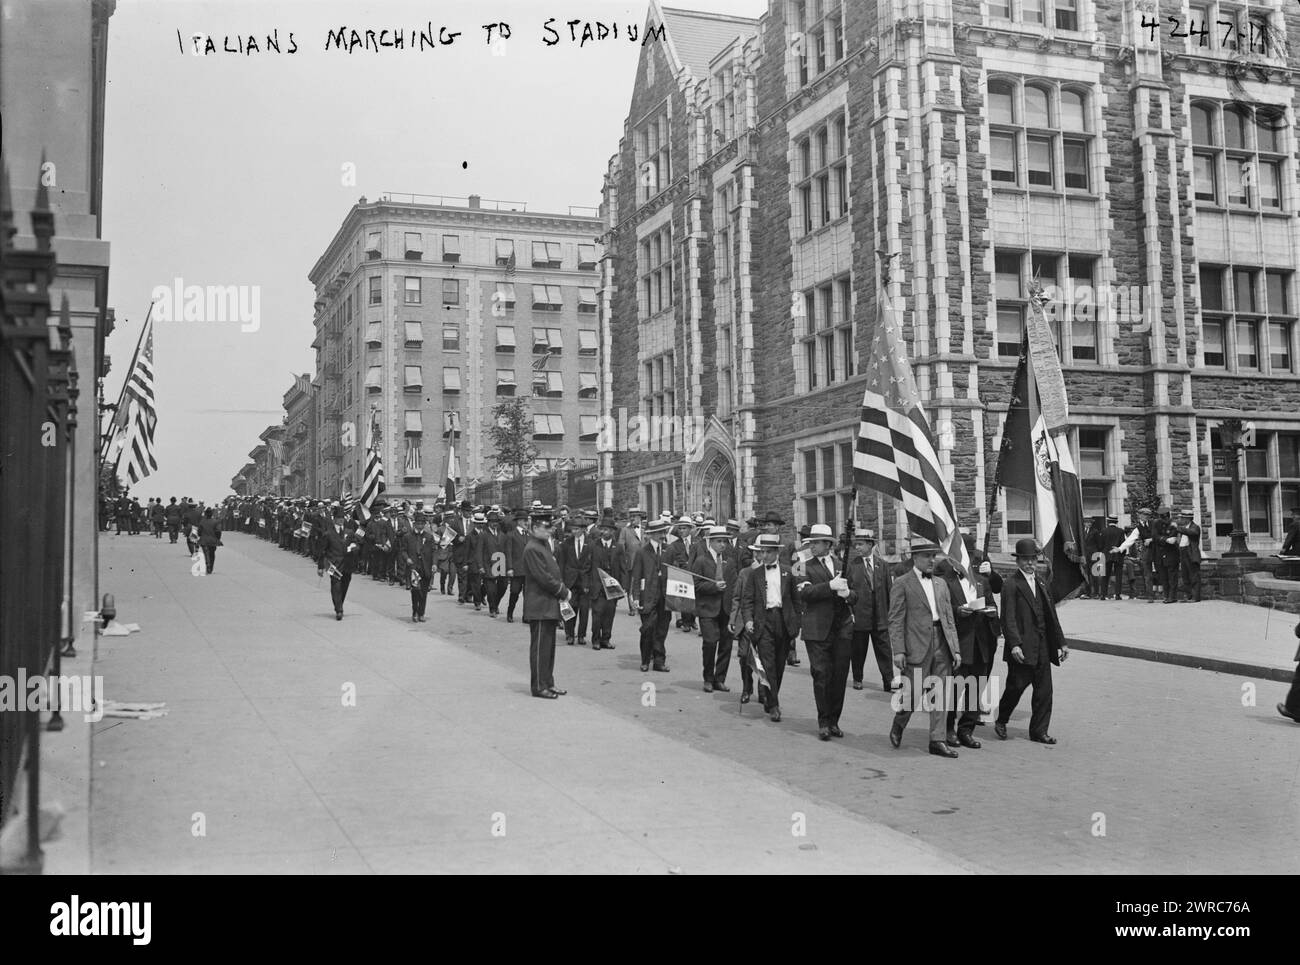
1066,636,1294,683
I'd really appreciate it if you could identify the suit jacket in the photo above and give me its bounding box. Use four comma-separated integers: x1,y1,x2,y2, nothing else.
664,535,694,568
617,524,645,563
400,530,437,581
316,523,360,573
474,526,509,579
736,564,801,640
165,502,181,522
889,568,961,665
937,563,1002,667
847,554,893,633
1176,521,1202,563
691,546,738,618
520,537,568,621
557,532,594,590
505,526,530,575
449,515,474,566
589,538,627,597
797,555,858,640
197,518,222,547
1283,521,1300,556
629,541,669,610
1000,569,1065,666
1151,518,1181,565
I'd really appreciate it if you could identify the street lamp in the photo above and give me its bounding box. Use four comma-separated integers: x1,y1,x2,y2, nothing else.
1218,417,1256,558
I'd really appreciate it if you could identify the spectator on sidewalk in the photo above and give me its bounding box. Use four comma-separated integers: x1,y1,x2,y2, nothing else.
1103,514,1126,599
1281,507,1300,556
1278,622,1300,724
196,508,222,575
1175,510,1202,603
1152,504,1180,604
520,506,572,699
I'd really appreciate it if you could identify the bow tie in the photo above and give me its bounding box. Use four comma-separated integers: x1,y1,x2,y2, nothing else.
766,564,779,572
919,573,932,580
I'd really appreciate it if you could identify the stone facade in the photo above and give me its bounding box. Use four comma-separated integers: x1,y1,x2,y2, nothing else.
600,0,1300,554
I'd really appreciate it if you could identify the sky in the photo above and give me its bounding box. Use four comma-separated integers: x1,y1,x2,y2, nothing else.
102,0,765,501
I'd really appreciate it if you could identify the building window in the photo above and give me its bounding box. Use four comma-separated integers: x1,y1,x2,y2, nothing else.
798,274,854,388
1054,0,1078,30
794,110,848,235
496,369,517,397
635,111,671,203
532,240,563,268
1191,99,1288,211
365,365,382,392
365,231,382,259
440,324,458,351
365,321,382,347
403,365,422,392
987,78,1093,194
404,321,423,347
442,367,462,394
642,351,676,450
1212,427,1290,539
578,287,598,314
998,249,1100,363
495,239,514,267
578,371,598,399
441,234,460,263
578,329,598,357
578,244,598,270
532,327,562,355
994,250,1025,357
1004,489,1035,536
532,370,563,398
404,410,422,435
796,441,854,531
579,415,600,441
493,282,515,313
496,326,516,353
369,276,382,305
531,284,563,311
1200,264,1295,372
442,279,459,305
532,414,565,441
1074,425,1113,517
404,276,421,305
639,225,673,317
790,0,845,90
404,232,423,259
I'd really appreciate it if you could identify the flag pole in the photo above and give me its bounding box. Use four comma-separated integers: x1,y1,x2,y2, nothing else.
100,301,154,463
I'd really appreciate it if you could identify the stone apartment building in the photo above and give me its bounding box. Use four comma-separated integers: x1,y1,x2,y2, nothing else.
599,0,1300,553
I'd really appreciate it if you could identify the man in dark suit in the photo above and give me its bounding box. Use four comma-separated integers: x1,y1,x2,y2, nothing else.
1278,622,1300,724
557,515,593,644
196,509,222,574
588,514,626,651
666,517,698,632
629,519,672,672
1102,514,1126,600
316,506,361,620
995,537,1069,743
797,524,858,740
165,496,182,543
888,538,962,759
449,500,474,605
1282,506,1300,555
504,508,530,623
477,509,510,618
737,534,800,721
1152,504,1180,604
401,510,437,622
937,547,1002,749
1174,509,1202,602
847,527,894,692
691,526,738,693
520,506,572,699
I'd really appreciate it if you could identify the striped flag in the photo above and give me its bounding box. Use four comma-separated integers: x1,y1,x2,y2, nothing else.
404,438,421,477
361,408,385,508
992,286,1087,601
663,565,697,615
505,250,516,276
118,317,158,485
443,434,458,505
853,285,970,575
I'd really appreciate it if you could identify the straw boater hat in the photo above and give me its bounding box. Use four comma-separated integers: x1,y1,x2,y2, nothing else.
750,533,782,552
854,527,878,541
706,525,730,540
908,538,941,555
801,523,835,545
644,519,670,535
530,504,555,524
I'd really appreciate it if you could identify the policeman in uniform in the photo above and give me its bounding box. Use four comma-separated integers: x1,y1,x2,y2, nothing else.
520,505,572,699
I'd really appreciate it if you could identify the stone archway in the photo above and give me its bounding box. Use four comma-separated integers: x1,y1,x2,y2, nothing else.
685,418,736,520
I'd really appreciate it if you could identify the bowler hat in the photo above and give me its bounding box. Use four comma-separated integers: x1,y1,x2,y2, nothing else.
1013,537,1040,558
761,511,785,526
909,538,941,555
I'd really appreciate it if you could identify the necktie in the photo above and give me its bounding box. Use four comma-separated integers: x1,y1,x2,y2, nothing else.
577,536,583,556
715,552,724,581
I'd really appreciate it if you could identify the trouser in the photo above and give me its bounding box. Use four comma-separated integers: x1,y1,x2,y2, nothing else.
893,626,955,744
639,606,671,668
466,569,484,605
1285,665,1300,717
852,627,894,688
1160,557,1180,602
457,563,474,602
997,657,1054,738
678,611,696,630
186,531,197,554
947,657,993,737
506,575,525,617
1180,553,1201,601
805,625,852,729
1108,557,1124,598
753,610,790,711
116,515,127,534
590,594,616,645
564,587,590,640
330,572,352,613
167,521,179,543
410,583,429,618
699,610,733,684
482,576,506,614
129,516,139,534
202,545,217,573
152,519,163,537
1140,547,1157,597
528,619,558,696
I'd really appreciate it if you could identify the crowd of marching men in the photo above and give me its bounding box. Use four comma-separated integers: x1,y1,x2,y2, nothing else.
202,494,1068,759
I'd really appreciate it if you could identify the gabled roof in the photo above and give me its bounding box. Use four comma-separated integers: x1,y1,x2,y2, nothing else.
658,4,759,82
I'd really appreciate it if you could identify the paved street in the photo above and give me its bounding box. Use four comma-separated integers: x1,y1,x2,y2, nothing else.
92,533,1300,873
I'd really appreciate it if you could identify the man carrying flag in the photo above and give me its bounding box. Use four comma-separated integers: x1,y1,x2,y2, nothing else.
736,533,801,720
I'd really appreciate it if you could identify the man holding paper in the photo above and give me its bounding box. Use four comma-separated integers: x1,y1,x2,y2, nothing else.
936,537,1002,749
588,514,626,651
691,526,739,693
796,524,857,741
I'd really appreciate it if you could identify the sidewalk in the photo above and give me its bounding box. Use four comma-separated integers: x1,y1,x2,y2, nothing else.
1058,597,1298,682
90,534,974,874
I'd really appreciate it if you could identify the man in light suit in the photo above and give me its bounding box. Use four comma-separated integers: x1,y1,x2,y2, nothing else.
736,534,801,721
995,538,1069,744
797,523,857,741
888,538,962,759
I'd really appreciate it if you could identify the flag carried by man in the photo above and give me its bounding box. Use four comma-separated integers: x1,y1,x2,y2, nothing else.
663,565,697,614
991,281,1087,601
112,313,159,485
442,411,459,504
853,267,970,575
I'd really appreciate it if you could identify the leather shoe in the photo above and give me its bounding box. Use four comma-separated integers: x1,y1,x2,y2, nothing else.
640,663,649,672
819,726,831,741
653,664,670,672
1030,733,1057,744
566,637,575,646
852,680,863,690
994,721,1008,740
1278,702,1300,722
534,690,558,699
828,725,843,738
703,682,714,693
335,611,343,621
769,707,781,722
946,730,960,747
577,637,588,647
928,741,958,758
550,687,567,696
506,615,514,623
740,691,751,704
889,719,904,748
957,732,981,749
713,682,730,692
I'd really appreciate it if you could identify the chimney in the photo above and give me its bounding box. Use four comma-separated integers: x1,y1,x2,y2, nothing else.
468,194,481,209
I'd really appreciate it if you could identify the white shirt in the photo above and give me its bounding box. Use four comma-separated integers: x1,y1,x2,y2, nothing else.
1023,570,1038,598
819,553,837,579
575,534,584,556
914,566,940,621
764,564,783,608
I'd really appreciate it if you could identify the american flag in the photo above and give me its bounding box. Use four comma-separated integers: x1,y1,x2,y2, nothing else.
505,250,516,276
404,438,421,476
361,407,385,508
118,316,158,485
853,284,969,574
